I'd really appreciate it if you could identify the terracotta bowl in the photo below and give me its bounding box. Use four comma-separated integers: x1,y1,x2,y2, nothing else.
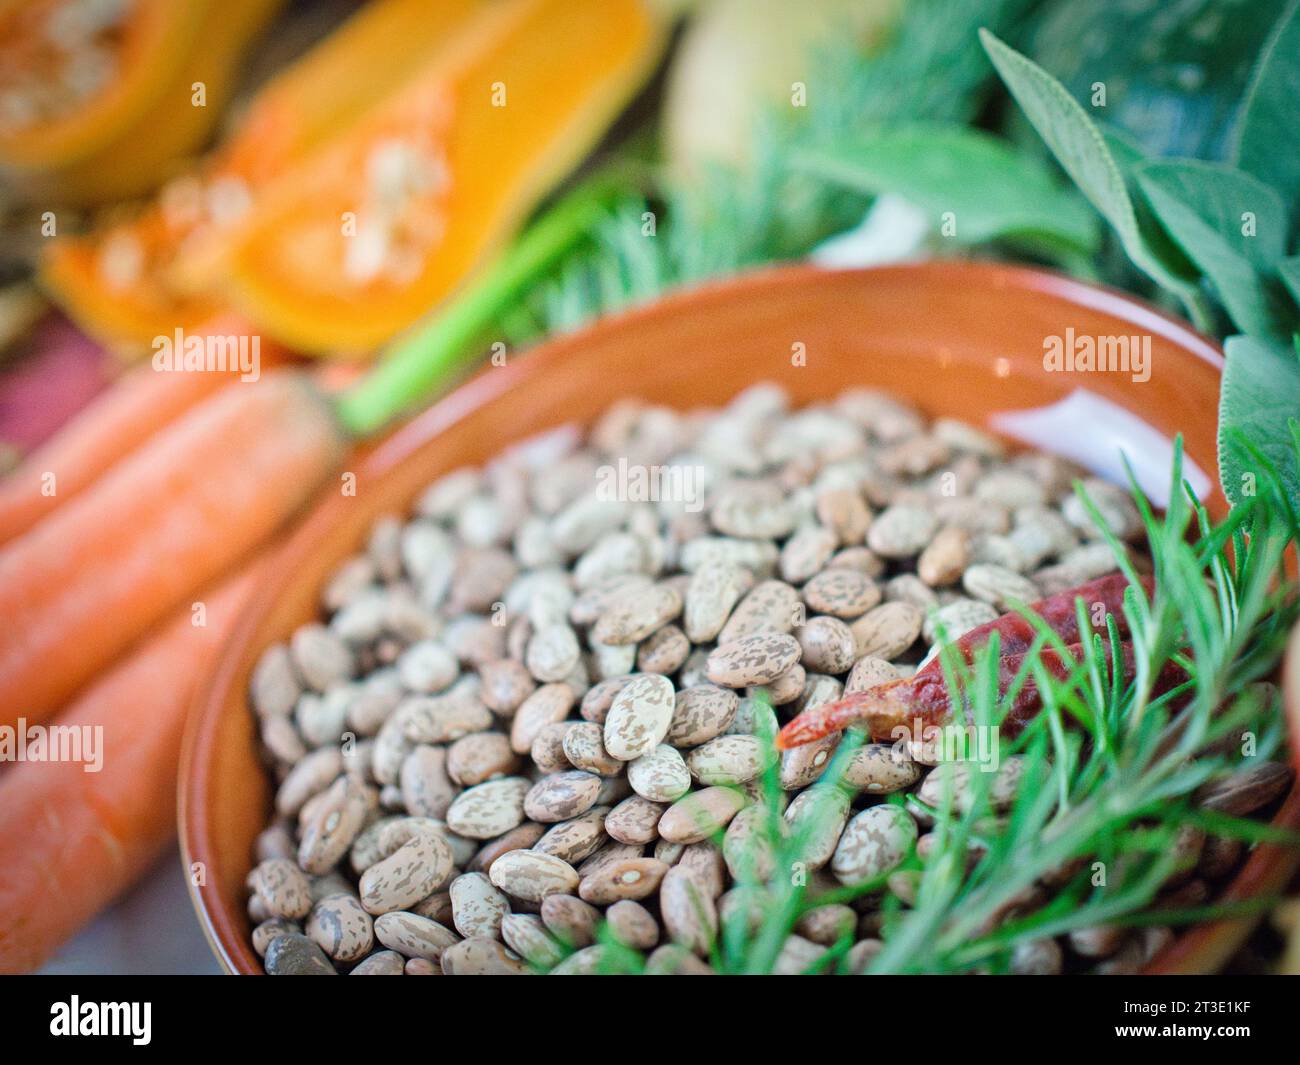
179,260,1300,974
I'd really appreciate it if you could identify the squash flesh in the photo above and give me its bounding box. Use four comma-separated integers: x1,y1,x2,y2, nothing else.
1,0,282,201
0,0,198,169
219,0,486,188
41,0,489,351
221,0,665,354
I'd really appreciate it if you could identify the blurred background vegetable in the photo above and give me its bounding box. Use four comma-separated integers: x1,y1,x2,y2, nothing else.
662,0,901,176
0,563,261,974
220,0,664,354
1023,0,1287,161
0,370,343,729
0,317,286,544
41,0,493,352
0,0,285,203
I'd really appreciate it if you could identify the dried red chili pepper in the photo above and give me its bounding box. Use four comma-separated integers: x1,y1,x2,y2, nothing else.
914,572,1153,676
775,573,1162,750
776,641,1187,748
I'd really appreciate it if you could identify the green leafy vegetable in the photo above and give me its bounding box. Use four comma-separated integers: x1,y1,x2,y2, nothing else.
1280,255,1300,305
1231,0,1300,223
1136,160,1289,338
1218,334,1300,508
1139,161,1288,268
1026,0,1285,161
979,28,1201,305
797,124,1099,252
984,25,1300,513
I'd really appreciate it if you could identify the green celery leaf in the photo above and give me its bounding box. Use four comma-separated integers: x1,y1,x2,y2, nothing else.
1230,0,1300,217
1217,334,1300,509
1136,160,1289,338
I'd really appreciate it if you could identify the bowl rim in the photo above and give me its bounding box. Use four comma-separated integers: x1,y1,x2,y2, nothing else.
181,258,1299,976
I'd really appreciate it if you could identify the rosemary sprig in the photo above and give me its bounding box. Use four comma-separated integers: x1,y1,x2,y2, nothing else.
568,441,1297,977
716,439,1298,976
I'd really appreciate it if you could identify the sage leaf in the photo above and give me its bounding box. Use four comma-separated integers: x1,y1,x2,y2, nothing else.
1279,256,1300,308
1100,125,1148,177
1230,0,1300,219
797,124,1098,253
1136,160,1289,339
979,29,1201,302
1217,334,1300,509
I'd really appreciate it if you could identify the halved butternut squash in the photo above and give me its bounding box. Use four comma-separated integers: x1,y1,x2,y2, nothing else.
218,0,666,355
40,206,227,352
216,0,492,191
0,0,283,203
0,0,199,169
42,0,490,353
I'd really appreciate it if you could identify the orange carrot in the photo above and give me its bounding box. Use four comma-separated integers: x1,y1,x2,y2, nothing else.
0,316,284,546
0,563,259,974
0,179,605,730
0,369,343,729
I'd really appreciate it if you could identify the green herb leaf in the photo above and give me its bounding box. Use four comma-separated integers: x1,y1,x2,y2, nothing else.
979,28,1199,302
1025,0,1284,161
798,124,1099,253
1217,334,1300,509
1135,160,1289,338
1138,161,1288,268
1100,124,1148,176
1230,0,1300,219
1279,255,1300,307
